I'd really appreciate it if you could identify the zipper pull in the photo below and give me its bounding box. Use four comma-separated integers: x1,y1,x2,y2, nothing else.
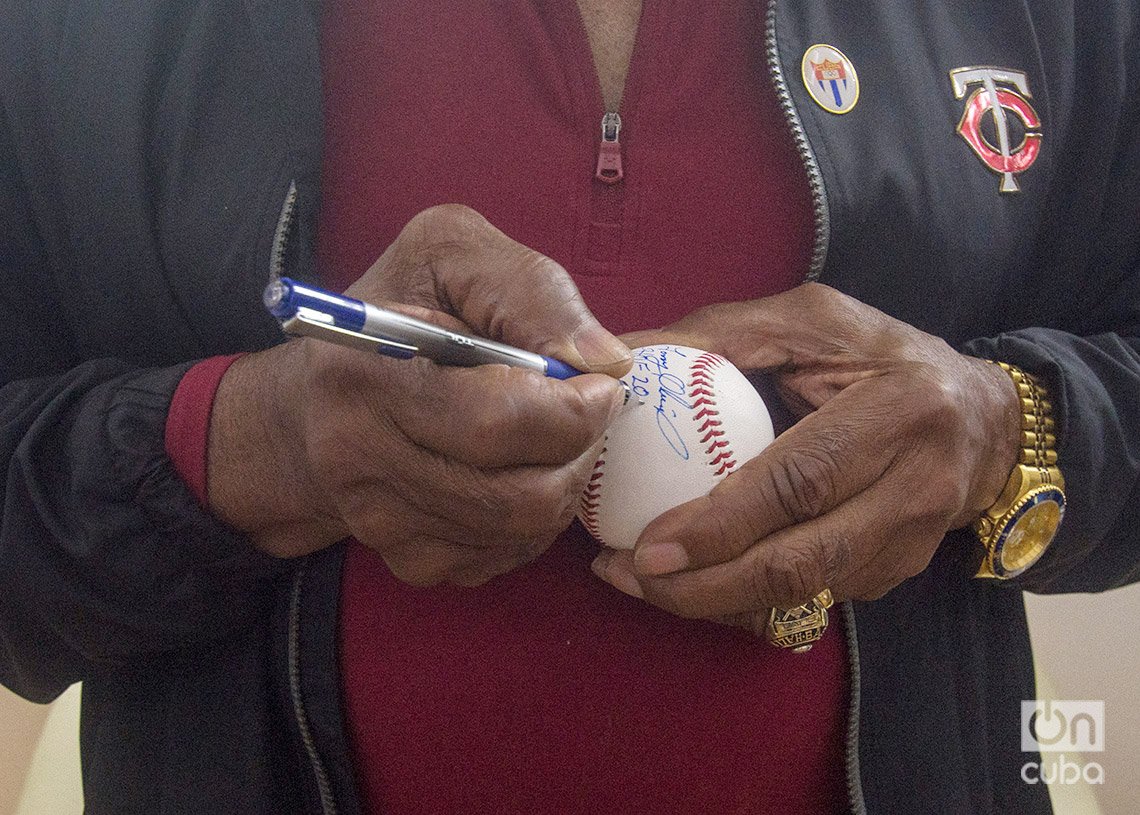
595,112,623,184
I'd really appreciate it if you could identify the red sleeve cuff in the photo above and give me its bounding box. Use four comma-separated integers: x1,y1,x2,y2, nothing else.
165,354,246,507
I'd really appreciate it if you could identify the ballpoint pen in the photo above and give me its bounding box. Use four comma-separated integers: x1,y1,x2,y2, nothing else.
263,277,635,401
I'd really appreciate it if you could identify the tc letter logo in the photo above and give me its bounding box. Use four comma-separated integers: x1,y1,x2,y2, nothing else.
951,67,1042,193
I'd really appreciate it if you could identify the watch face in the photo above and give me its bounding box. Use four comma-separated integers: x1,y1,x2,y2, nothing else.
996,486,1066,577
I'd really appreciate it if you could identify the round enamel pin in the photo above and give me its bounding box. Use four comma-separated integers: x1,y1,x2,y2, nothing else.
801,44,859,114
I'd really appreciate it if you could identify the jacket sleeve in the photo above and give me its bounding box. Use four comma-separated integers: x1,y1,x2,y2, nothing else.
963,318,1140,595
0,100,285,705
960,63,1140,595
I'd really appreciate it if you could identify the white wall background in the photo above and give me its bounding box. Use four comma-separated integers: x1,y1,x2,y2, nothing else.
2,586,1138,814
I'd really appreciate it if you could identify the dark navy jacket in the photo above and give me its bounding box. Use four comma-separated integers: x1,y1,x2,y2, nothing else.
2,2,1138,812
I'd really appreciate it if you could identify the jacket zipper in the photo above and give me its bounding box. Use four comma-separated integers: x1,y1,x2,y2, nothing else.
270,179,299,281
764,0,830,282
274,178,337,812
839,601,867,815
288,562,339,815
764,3,865,813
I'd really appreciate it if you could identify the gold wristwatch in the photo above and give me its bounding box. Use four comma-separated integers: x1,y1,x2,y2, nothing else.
973,362,1066,579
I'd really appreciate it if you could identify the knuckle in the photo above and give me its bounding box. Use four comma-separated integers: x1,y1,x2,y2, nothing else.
822,532,853,584
463,391,515,450
413,203,486,237
750,546,821,609
800,282,847,313
684,302,721,327
381,541,452,588
765,449,839,524
909,369,966,429
910,473,967,527
559,387,605,453
520,252,570,285
935,476,970,521
451,543,540,586
899,538,939,579
500,471,575,539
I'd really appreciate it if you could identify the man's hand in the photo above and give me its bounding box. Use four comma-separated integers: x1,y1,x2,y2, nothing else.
208,205,631,585
592,283,1021,630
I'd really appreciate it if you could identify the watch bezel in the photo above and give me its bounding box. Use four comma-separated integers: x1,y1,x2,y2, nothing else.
990,484,1066,578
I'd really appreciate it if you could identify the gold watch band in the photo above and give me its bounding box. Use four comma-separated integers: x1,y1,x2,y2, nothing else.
1002,361,1059,469
973,362,1066,579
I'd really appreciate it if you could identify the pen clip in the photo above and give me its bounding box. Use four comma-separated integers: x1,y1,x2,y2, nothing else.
281,312,418,359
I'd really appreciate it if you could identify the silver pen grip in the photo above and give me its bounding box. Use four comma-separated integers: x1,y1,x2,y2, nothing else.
362,306,549,373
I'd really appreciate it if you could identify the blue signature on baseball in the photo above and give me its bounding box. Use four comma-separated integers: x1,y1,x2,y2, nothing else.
627,346,691,459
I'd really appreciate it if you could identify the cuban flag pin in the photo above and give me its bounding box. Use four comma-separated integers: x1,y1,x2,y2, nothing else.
801,44,859,114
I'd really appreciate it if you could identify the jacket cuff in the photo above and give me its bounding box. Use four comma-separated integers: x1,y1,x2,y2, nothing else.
960,329,1140,592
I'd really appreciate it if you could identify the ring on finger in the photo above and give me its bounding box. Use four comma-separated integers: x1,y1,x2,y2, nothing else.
765,589,835,653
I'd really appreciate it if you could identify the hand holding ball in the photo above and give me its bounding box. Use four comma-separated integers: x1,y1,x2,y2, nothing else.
578,345,775,550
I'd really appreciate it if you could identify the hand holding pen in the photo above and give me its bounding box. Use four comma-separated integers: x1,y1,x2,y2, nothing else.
263,277,635,403
206,205,632,584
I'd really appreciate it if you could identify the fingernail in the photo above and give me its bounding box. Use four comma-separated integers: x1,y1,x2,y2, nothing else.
591,551,644,599
574,327,630,369
590,551,613,577
634,542,690,576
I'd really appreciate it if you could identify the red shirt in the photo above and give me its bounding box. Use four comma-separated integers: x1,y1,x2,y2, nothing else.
322,2,848,814
169,2,850,813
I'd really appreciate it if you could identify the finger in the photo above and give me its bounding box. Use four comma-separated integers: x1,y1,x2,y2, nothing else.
347,482,565,584
354,430,604,545
632,382,896,575
378,533,552,588
390,365,626,467
617,328,711,353
826,517,946,601
306,337,626,468
663,285,894,373
630,480,942,619
590,548,644,599
390,205,633,378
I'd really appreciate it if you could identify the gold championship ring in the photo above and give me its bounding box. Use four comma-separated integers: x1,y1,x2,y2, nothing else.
766,589,835,653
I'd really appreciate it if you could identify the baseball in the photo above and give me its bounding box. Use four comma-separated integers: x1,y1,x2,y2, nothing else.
578,344,775,550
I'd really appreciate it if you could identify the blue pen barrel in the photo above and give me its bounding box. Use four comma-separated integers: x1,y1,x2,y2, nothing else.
543,357,580,380
264,278,368,332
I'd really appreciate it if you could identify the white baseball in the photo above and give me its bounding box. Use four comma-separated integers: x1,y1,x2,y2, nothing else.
578,344,775,550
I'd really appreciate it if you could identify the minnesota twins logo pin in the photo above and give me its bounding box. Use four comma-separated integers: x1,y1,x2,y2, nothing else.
801,45,859,114
950,67,1042,193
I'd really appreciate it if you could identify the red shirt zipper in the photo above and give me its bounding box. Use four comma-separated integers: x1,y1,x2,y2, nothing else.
596,111,624,183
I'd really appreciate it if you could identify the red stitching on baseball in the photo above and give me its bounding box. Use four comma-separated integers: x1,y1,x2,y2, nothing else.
713,459,737,476
579,448,607,541
688,356,740,485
